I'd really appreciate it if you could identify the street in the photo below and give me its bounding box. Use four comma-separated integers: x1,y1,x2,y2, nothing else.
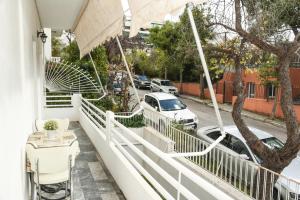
134,88,288,142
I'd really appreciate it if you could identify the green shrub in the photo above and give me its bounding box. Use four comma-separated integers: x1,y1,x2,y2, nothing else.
44,120,58,130
118,114,145,128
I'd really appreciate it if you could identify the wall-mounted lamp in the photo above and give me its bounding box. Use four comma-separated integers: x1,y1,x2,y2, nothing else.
37,30,48,44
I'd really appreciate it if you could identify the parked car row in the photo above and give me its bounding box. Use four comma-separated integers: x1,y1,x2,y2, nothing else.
133,75,178,96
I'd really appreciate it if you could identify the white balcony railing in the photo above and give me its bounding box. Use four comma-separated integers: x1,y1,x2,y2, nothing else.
79,97,234,200
143,107,300,200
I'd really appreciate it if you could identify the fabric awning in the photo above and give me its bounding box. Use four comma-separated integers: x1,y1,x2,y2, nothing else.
74,0,124,58
74,0,203,57
128,0,202,37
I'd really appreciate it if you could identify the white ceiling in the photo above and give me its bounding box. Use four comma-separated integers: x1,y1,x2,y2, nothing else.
36,0,87,30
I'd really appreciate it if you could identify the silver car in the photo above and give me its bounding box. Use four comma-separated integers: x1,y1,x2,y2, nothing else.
197,125,300,200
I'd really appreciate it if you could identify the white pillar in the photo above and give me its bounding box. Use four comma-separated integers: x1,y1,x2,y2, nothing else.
187,4,224,134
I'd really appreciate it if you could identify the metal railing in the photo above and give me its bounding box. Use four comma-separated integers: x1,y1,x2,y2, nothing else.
142,108,300,200
80,98,234,200
45,94,72,108
114,112,144,128
81,98,106,131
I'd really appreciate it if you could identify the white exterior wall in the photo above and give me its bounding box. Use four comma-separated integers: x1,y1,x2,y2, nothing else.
44,28,52,60
0,0,43,199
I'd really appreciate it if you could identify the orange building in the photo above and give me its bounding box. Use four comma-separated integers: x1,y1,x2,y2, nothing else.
174,66,300,122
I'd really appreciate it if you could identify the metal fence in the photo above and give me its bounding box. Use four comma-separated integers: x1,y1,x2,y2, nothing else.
143,108,300,200
81,98,106,131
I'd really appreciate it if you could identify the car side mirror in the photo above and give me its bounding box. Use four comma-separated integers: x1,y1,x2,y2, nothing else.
239,154,250,160
154,106,159,112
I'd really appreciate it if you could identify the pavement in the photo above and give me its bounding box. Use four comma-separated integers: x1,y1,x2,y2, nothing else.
180,94,287,129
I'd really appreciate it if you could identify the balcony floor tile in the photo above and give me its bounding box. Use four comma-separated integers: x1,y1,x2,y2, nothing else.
72,122,126,200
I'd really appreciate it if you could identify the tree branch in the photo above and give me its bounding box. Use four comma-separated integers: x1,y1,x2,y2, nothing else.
234,0,283,56
206,44,236,56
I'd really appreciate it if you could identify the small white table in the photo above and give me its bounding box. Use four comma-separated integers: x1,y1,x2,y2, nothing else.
26,131,79,200
27,131,77,149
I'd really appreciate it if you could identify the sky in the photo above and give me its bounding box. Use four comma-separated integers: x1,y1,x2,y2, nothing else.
121,0,181,21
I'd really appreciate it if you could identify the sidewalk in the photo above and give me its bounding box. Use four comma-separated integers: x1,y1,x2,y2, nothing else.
180,94,286,129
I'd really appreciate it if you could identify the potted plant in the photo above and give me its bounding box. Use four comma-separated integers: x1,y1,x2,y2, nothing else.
44,120,59,139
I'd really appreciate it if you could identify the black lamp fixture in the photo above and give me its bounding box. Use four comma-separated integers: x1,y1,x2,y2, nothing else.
37,30,48,44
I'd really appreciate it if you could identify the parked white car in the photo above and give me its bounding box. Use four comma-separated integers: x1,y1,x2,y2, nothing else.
197,125,300,200
150,78,178,96
141,92,198,129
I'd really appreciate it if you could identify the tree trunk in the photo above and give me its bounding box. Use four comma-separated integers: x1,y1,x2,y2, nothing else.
270,88,278,119
199,72,205,99
232,57,278,200
275,55,300,167
179,68,183,94
164,66,167,79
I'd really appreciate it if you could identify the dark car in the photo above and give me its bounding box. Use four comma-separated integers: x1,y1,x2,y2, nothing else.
133,75,151,89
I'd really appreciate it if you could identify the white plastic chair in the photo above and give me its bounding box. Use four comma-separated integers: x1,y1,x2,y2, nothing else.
26,141,79,199
35,118,69,132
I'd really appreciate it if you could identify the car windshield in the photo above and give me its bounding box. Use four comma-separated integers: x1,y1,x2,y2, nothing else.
139,75,149,81
261,137,284,150
253,137,284,164
159,99,186,111
161,80,172,86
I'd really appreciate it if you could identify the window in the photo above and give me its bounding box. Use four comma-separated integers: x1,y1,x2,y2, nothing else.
230,136,253,161
207,131,221,140
152,99,160,111
139,75,149,81
247,82,255,98
145,95,152,105
207,131,231,148
161,80,172,86
261,137,284,150
266,84,276,98
159,99,186,111
153,80,160,85
145,95,160,111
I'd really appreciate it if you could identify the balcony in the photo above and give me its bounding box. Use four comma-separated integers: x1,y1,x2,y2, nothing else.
41,94,300,200
41,94,238,200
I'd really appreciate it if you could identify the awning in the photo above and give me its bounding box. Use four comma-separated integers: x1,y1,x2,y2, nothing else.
74,0,203,57
128,0,202,37
74,0,124,58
